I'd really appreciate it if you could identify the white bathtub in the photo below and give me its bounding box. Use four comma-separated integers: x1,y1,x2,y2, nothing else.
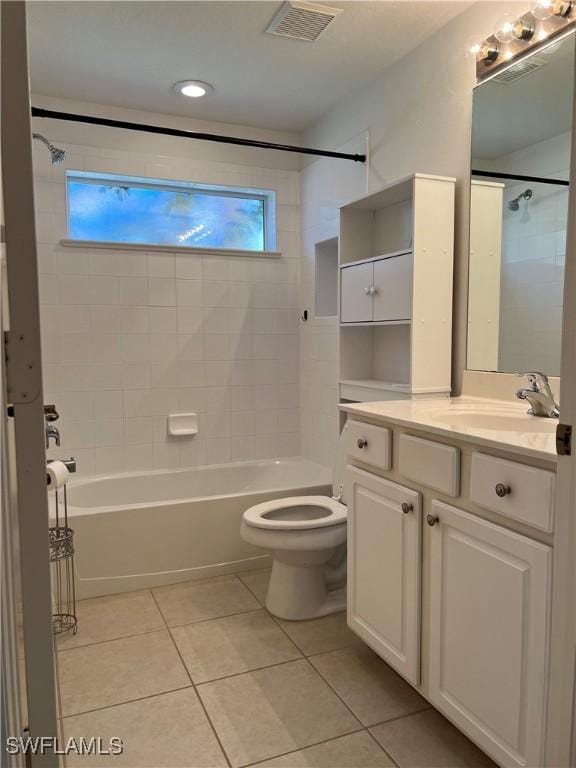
63,458,332,598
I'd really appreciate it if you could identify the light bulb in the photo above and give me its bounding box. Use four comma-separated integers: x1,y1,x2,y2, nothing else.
466,35,484,56
478,39,500,63
531,0,554,20
494,14,515,43
512,17,535,40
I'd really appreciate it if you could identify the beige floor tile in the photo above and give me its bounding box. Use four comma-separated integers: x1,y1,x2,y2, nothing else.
62,688,227,767
370,709,497,768
58,630,190,716
237,569,271,604
310,647,428,727
255,731,395,767
198,658,361,767
57,590,164,650
277,612,364,656
153,575,259,627
172,609,301,683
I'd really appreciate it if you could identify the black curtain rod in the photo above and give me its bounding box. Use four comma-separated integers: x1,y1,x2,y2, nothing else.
471,169,569,187
31,107,367,164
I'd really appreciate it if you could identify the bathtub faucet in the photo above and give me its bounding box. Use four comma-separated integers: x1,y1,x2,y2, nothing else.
45,423,60,449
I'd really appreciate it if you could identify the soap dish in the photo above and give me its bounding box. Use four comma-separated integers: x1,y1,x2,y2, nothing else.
167,413,198,437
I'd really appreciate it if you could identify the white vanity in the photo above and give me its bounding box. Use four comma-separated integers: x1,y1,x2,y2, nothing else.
341,397,557,768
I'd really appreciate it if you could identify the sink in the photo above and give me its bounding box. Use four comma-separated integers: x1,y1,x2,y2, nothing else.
431,409,557,434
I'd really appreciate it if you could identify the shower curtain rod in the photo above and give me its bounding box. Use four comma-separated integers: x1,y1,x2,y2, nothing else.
472,169,569,187
31,107,367,163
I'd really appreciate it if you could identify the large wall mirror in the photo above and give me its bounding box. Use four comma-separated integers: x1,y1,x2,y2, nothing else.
467,33,574,376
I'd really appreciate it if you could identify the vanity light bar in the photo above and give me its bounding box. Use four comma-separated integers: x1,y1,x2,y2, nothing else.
475,7,575,81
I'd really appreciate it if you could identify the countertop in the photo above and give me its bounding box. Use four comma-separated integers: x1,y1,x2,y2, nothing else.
341,396,558,463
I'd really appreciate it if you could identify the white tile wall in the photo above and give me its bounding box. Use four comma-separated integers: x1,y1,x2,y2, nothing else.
35,141,301,475
299,136,367,467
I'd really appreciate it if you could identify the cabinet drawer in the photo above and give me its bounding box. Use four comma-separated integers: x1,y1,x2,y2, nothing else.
398,434,460,496
470,453,555,532
346,420,392,470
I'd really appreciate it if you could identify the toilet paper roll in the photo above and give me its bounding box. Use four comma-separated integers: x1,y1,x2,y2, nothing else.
47,460,70,490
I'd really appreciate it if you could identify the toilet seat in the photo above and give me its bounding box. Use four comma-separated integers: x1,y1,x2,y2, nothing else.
243,495,347,531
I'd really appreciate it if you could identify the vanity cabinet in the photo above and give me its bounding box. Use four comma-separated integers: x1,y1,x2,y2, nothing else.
347,466,421,684
428,501,551,768
343,412,556,768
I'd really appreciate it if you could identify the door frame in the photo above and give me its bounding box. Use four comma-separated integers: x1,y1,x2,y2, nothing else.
544,55,576,768
1,2,59,764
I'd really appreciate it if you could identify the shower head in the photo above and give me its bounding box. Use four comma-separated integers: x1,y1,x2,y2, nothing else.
507,188,533,211
33,133,66,165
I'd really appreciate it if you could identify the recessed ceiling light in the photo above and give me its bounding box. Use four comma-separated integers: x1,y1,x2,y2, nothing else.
174,80,214,99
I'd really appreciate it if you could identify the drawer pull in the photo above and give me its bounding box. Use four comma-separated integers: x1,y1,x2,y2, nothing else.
495,483,512,498
357,438,368,449
426,514,439,527
401,502,413,514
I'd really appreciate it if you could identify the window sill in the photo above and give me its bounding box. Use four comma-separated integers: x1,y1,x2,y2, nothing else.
60,239,282,259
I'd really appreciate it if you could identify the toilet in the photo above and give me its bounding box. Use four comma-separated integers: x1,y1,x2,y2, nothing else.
241,424,349,621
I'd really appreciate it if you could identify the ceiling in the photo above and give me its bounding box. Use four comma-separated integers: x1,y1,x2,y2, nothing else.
472,33,575,160
27,1,469,133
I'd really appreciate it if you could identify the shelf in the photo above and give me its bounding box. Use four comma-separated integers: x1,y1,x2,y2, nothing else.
339,249,412,270
340,319,411,328
340,379,411,403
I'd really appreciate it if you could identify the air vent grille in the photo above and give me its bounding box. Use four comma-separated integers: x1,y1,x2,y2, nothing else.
266,1,342,42
493,55,549,83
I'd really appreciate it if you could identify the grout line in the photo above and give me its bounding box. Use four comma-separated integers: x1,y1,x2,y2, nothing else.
239,727,367,768
72,587,155,607
60,684,195,721
365,727,402,768
194,655,305,688
150,590,233,768
163,605,264,631
56,627,169,657
368,705,433,730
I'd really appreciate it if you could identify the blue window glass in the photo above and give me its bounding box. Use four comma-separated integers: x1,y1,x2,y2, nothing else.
66,173,273,252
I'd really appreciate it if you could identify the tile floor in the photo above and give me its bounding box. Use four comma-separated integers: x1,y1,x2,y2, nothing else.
57,569,496,767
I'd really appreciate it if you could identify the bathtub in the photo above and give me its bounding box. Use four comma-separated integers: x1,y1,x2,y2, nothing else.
62,458,332,598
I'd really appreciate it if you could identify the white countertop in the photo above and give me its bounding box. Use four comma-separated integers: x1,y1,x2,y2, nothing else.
341,396,558,462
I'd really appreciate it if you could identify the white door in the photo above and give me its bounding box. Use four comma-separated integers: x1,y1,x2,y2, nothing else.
340,262,373,323
428,501,551,768
347,466,421,684
372,254,412,322
1,3,59,764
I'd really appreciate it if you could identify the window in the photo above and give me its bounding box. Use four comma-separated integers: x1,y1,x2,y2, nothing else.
66,172,276,252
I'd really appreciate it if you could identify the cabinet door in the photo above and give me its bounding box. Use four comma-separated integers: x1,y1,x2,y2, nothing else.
340,263,373,322
347,466,421,684
372,254,412,322
428,501,551,768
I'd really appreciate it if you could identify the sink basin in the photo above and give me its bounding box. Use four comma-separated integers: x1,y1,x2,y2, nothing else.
431,409,557,434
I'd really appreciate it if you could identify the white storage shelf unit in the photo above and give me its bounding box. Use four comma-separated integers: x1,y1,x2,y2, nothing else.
338,173,455,403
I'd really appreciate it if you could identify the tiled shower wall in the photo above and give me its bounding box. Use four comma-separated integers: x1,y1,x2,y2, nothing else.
35,141,301,475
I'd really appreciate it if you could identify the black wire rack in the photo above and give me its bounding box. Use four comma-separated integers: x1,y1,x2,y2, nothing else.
49,482,77,636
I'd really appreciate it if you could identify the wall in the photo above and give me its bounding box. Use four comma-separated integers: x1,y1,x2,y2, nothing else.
34,97,301,475
302,2,521,394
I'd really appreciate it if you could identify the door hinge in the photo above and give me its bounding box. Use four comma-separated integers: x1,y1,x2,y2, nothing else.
556,423,572,457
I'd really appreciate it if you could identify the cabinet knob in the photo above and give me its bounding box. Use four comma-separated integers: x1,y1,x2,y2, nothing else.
426,514,439,527
364,286,371,295
495,483,511,498
401,502,413,514
357,438,368,449
371,286,378,295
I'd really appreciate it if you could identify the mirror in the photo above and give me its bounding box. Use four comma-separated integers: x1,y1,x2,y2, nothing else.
467,33,574,376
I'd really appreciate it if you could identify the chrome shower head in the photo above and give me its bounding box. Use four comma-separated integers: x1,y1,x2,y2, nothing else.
507,188,533,211
33,133,66,165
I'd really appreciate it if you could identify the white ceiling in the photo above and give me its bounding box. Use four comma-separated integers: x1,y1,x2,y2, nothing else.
27,1,469,132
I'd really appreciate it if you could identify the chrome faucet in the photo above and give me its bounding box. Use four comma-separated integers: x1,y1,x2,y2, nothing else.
516,372,559,418
45,422,61,448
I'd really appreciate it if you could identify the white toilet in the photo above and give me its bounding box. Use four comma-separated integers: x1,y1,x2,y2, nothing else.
241,425,349,621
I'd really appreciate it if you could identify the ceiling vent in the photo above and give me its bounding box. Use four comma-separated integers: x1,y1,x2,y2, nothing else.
265,1,342,42
493,54,549,83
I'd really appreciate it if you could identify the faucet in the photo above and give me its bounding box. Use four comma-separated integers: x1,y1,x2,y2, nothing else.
516,372,559,418
45,422,61,449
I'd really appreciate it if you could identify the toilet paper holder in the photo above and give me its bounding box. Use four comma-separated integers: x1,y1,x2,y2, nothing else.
47,457,77,474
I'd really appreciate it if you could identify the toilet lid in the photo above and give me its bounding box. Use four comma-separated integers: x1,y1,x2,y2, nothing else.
332,422,349,505
243,495,347,531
